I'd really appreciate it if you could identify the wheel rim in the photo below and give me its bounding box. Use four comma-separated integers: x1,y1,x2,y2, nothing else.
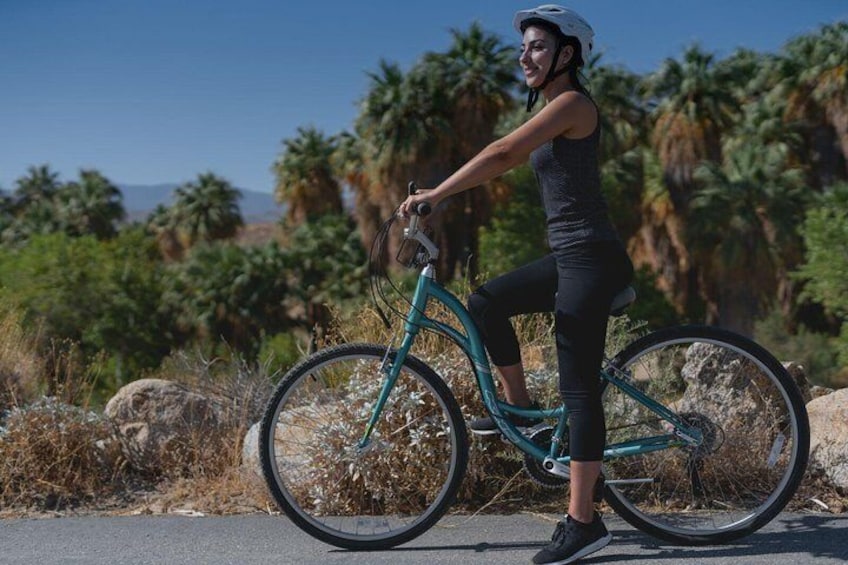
266,351,461,544
603,335,805,537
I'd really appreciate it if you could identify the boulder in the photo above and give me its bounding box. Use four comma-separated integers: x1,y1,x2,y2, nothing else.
807,388,848,490
676,344,810,429
105,378,223,473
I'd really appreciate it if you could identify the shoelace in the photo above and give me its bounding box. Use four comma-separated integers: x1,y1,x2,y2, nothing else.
551,521,568,542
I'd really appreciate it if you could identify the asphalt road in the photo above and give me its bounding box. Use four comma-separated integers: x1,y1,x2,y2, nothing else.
2,512,846,564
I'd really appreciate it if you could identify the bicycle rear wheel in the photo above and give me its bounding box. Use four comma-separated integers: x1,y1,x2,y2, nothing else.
260,343,468,550
601,325,809,544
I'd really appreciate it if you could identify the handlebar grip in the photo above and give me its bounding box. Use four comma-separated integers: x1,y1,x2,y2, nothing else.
415,202,432,217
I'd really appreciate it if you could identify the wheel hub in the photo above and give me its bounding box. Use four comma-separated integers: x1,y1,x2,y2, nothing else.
678,411,723,459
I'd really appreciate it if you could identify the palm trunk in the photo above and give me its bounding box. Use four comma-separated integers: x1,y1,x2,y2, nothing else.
828,106,848,180
717,281,758,338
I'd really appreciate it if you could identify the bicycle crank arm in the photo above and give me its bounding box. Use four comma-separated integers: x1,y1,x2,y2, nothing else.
543,457,654,486
604,478,655,485
542,457,571,479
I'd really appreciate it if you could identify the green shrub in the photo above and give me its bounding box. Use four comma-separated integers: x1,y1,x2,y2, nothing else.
755,307,845,387
258,331,308,376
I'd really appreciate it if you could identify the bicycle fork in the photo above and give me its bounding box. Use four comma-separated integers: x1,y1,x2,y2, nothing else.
358,331,418,450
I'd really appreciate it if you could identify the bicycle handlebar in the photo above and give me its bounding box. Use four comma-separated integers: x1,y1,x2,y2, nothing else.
404,181,439,262
414,202,432,216
407,181,432,217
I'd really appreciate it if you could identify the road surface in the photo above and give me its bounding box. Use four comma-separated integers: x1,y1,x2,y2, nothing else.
2,512,846,564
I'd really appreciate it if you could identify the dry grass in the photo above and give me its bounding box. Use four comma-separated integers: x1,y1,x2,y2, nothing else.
0,299,845,518
0,313,132,513
0,397,127,511
0,307,45,412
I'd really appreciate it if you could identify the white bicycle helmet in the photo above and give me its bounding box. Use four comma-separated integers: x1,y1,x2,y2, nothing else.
513,4,594,60
514,5,595,111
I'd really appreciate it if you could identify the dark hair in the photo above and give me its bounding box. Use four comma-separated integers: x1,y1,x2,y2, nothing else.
520,18,590,98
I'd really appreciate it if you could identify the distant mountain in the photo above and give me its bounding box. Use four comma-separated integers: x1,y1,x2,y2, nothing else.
118,183,284,224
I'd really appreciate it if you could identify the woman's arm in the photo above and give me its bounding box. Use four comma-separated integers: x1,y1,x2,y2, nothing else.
398,90,596,216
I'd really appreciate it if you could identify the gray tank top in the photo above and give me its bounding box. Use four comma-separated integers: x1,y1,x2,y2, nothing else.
529,122,619,250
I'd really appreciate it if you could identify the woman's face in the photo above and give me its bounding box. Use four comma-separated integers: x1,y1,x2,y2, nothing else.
519,25,572,89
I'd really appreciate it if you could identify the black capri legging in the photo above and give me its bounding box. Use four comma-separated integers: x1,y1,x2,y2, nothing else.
467,240,633,461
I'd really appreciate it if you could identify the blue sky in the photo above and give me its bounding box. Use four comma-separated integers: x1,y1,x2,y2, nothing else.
2,0,846,195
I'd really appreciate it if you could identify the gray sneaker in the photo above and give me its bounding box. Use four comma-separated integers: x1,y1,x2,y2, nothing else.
469,402,542,436
532,513,612,565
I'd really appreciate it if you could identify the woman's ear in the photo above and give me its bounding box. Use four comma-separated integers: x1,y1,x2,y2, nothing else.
558,44,575,69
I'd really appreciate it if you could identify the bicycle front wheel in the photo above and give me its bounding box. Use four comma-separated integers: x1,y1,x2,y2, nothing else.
260,343,468,550
602,325,809,545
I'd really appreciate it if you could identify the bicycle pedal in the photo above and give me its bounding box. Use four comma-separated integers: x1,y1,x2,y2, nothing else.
524,422,549,435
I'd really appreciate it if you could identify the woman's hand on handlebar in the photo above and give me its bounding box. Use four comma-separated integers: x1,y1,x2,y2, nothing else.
398,190,436,218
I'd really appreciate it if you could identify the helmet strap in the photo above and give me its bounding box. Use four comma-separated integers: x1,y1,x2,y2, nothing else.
526,89,540,112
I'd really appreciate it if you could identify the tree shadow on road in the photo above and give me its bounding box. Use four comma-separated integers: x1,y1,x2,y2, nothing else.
330,514,848,562
595,514,848,563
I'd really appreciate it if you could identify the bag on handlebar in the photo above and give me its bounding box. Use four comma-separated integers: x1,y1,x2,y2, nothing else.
396,224,434,269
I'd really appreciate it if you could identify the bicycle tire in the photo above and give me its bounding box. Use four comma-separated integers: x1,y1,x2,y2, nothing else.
601,325,809,545
260,343,469,550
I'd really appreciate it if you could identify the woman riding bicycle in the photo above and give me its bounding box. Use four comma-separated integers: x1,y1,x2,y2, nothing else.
399,5,634,564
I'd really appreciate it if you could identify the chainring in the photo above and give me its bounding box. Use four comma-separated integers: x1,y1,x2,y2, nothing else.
522,426,570,489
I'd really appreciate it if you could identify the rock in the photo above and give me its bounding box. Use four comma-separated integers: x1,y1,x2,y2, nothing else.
810,385,835,400
105,378,223,473
676,344,810,429
240,421,272,496
241,421,261,477
807,388,848,490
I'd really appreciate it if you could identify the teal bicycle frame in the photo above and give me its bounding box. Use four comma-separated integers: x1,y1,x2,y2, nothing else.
362,222,703,468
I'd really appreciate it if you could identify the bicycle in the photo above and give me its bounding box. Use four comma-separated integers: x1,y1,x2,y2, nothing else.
260,190,810,551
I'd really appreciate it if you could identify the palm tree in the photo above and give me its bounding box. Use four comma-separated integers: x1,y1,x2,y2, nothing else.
427,22,519,280
689,145,806,335
640,44,740,315
722,97,808,323
354,24,518,281
645,44,739,210
13,164,60,212
272,126,343,227
171,172,244,247
2,165,63,243
333,131,382,253
810,22,848,177
146,203,184,261
780,22,848,185
55,169,125,239
356,60,448,201
438,22,518,158
354,60,450,267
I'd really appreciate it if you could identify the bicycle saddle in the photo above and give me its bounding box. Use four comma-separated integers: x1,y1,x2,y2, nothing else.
610,286,636,316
